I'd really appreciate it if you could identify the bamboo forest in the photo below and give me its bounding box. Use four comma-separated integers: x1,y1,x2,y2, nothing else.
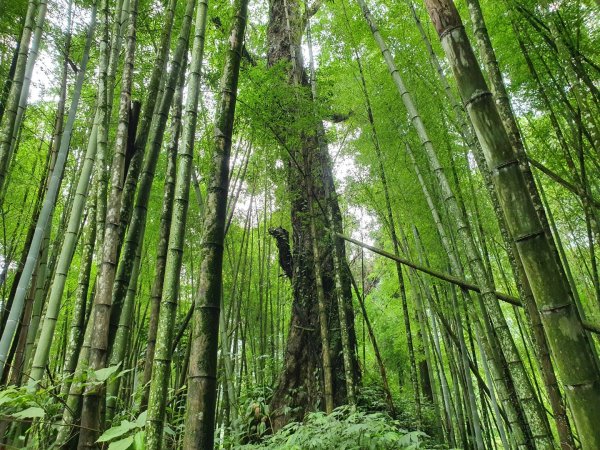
0,0,599,447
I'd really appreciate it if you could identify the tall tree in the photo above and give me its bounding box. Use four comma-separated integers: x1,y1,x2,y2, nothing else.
266,0,359,428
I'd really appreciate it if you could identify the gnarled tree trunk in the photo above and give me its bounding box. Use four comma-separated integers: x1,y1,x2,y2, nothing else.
266,0,359,431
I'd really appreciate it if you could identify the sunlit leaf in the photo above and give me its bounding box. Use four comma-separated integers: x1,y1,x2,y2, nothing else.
107,435,134,450
135,410,147,427
12,406,45,419
93,364,121,382
97,420,137,443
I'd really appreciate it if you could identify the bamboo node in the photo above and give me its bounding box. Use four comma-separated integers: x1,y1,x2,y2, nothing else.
464,90,492,108
439,23,463,41
514,230,543,243
494,158,519,171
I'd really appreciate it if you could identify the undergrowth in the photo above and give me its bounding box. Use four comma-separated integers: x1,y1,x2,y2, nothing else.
237,405,427,449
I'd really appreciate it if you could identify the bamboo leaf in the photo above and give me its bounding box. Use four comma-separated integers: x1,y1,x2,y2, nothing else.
11,406,45,419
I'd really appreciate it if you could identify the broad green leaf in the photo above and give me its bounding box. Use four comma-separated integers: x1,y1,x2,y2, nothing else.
12,406,45,419
133,430,145,449
97,420,137,443
107,435,134,450
94,364,121,382
135,410,147,427
0,388,18,406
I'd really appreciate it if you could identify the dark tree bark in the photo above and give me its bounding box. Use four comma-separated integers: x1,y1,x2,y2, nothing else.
268,227,293,279
266,0,359,430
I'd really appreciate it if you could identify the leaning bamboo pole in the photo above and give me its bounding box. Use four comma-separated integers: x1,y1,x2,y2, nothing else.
421,2,600,447
335,231,600,335
0,5,96,380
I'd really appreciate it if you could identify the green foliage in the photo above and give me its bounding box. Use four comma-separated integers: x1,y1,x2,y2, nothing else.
0,0,598,447
11,406,45,419
0,385,51,418
97,420,139,442
0,364,133,446
239,405,426,450
96,410,146,450
108,434,135,450
94,363,122,382
357,382,440,441
0,384,60,448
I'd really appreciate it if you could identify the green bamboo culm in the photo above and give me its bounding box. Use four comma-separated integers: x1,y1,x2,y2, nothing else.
0,0,94,380
103,0,142,423
144,0,209,445
0,0,45,198
60,189,97,398
113,0,178,255
78,0,190,442
183,0,249,445
138,47,185,411
27,5,99,388
76,0,128,442
421,1,600,448
106,0,190,351
354,0,550,446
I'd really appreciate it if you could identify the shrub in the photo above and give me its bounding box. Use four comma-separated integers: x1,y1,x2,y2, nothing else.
238,405,426,449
